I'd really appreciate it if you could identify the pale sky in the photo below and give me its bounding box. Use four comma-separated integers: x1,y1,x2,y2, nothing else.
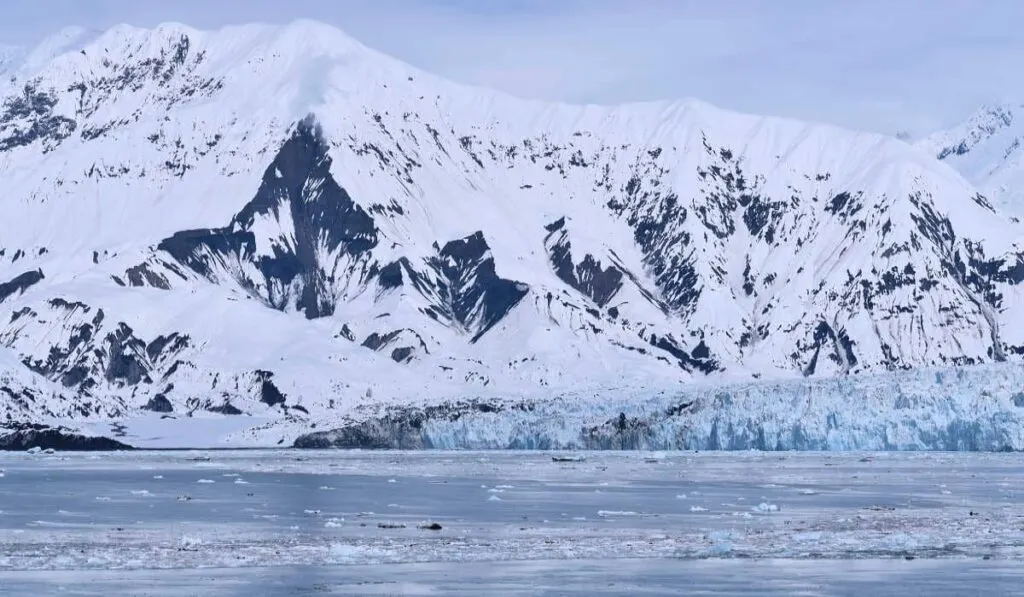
3,0,1022,136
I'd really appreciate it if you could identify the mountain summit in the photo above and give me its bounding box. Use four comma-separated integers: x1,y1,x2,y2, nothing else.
2,21,1024,446
918,103,1024,213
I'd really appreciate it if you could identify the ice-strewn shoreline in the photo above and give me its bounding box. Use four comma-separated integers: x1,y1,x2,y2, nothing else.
295,363,1024,451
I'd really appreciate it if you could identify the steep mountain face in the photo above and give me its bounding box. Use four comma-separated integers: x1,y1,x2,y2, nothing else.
2,21,1024,446
919,104,1024,213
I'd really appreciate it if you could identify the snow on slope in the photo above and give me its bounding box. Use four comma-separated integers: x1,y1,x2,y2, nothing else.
919,104,1024,213
2,20,1024,448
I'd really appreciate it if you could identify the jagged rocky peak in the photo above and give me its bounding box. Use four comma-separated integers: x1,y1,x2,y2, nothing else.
924,104,1017,160
918,103,1024,212
232,114,378,254
148,114,379,319
21,19,368,76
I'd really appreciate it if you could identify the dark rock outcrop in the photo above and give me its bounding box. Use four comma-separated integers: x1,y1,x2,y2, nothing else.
153,115,379,319
0,424,133,451
0,269,44,303
543,217,623,307
142,394,174,412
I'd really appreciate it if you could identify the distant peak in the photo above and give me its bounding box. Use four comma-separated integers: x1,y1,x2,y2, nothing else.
919,101,1023,161
39,25,96,44
18,25,102,74
969,103,1016,127
88,19,364,51
281,18,354,36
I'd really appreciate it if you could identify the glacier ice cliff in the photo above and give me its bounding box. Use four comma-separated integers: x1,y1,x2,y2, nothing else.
295,364,1024,451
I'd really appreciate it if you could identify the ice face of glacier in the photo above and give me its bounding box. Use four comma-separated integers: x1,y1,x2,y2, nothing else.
2,21,1024,447
294,363,1024,451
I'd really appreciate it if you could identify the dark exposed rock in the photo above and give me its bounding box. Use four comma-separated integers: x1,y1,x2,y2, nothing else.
255,369,286,407
104,323,151,386
615,166,701,315
15,304,190,397
376,259,406,290
207,401,243,415
154,114,379,319
423,231,529,342
360,329,427,362
0,424,133,451
124,263,170,289
293,400,519,449
646,332,720,374
146,333,190,363
0,269,44,303
362,331,396,351
142,394,174,413
294,416,428,449
0,83,77,152
372,232,529,342
543,217,623,307
801,321,858,376
391,346,414,363
59,366,90,388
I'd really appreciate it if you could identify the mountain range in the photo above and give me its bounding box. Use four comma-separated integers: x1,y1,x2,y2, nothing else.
1,21,1024,448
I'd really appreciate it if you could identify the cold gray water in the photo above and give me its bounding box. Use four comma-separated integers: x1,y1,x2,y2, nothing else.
1,450,1023,595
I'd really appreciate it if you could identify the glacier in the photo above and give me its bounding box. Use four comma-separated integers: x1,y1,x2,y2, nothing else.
293,362,1024,451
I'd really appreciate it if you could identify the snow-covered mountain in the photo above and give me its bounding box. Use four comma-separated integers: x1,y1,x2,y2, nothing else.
2,20,1024,448
918,103,1024,213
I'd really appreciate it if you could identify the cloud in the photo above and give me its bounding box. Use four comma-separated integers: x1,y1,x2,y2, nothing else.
2,0,1023,134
